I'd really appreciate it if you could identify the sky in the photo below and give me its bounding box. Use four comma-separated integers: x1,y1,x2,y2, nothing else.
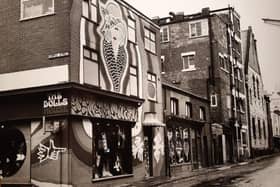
126,0,280,92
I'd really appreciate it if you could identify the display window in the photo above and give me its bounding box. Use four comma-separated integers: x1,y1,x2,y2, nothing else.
0,126,26,177
93,122,132,179
167,126,191,165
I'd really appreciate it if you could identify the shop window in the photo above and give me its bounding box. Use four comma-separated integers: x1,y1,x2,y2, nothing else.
167,127,191,165
185,102,192,118
21,0,54,20
82,0,97,23
0,127,26,177
128,17,136,43
170,98,178,115
144,28,156,53
94,122,132,179
147,72,157,101
199,106,206,120
210,94,217,107
242,132,247,145
161,56,165,73
83,47,99,86
263,121,266,139
129,66,138,96
181,52,196,71
252,117,256,139
160,26,169,43
258,119,262,139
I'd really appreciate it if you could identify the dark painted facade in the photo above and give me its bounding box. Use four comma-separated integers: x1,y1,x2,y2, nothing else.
155,7,248,164
162,81,212,176
0,0,165,186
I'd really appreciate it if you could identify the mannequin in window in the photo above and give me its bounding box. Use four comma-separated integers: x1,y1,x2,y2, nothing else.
97,132,112,177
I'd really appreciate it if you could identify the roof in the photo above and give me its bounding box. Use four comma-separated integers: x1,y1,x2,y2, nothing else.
162,77,209,102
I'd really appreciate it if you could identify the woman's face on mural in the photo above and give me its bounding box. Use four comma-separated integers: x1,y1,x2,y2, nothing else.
111,23,125,46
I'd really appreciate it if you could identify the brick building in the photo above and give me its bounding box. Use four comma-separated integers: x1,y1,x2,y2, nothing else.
162,80,211,176
268,91,280,149
242,27,270,157
154,7,248,164
0,0,166,186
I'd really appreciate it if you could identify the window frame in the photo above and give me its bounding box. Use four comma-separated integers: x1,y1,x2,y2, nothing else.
129,65,138,96
185,102,192,118
189,21,202,38
161,56,165,74
160,26,169,43
181,52,196,71
20,0,55,20
83,47,100,87
128,17,136,43
82,0,97,23
199,106,206,120
170,98,179,115
210,94,218,107
147,72,157,101
144,28,156,54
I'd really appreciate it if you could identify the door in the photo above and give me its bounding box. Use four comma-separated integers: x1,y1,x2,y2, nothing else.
143,127,153,177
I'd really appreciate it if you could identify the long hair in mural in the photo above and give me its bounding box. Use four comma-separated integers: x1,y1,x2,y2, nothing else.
99,0,128,93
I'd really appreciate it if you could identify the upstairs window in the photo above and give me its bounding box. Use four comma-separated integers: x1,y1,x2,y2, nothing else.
129,66,138,96
185,102,192,118
161,56,165,73
210,94,218,107
147,72,157,101
144,28,156,53
199,107,206,120
82,0,97,23
189,20,208,38
21,0,54,20
181,52,196,71
160,26,169,43
190,22,202,37
83,47,99,86
252,117,256,139
258,119,262,139
170,98,179,115
128,17,136,43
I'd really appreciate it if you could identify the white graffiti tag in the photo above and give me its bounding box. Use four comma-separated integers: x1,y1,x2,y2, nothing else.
37,139,66,163
132,136,144,162
153,131,164,163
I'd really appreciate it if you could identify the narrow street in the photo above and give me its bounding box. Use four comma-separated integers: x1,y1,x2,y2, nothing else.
157,154,280,187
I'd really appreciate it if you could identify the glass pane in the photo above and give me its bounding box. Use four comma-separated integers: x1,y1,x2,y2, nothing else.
90,5,97,22
150,32,155,41
91,51,98,61
190,23,196,37
128,28,136,43
94,123,131,179
150,41,156,53
189,55,195,66
196,22,202,36
83,48,91,58
130,67,137,75
22,0,54,19
144,29,149,38
182,56,189,69
84,59,99,86
128,19,135,28
144,38,149,50
130,75,138,96
91,0,97,6
82,0,89,18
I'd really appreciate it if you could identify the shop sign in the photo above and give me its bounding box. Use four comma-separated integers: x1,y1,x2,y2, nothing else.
43,93,68,115
71,96,138,122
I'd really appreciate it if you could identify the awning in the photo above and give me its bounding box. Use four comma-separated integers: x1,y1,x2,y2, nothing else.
142,112,165,127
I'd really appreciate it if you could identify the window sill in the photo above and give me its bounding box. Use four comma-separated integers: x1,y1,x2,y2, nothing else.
20,12,56,22
189,35,208,39
92,174,134,183
161,40,170,44
182,68,196,72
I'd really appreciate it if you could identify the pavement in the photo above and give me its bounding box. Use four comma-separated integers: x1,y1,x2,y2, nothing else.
123,153,280,187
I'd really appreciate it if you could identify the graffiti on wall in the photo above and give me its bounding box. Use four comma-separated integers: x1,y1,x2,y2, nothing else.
37,139,66,163
153,128,164,163
99,0,128,93
71,96,138,122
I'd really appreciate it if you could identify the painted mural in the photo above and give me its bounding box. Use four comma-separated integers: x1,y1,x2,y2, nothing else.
99,0,129,93
31,120,68,186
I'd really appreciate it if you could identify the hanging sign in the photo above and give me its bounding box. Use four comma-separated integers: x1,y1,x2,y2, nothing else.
43,92,68,115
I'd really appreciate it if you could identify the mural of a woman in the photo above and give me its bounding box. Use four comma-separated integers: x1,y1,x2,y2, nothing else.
99,1,128,93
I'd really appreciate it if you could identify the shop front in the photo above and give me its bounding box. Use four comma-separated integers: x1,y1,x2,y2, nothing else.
166,116,204,177
0,83,145,186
